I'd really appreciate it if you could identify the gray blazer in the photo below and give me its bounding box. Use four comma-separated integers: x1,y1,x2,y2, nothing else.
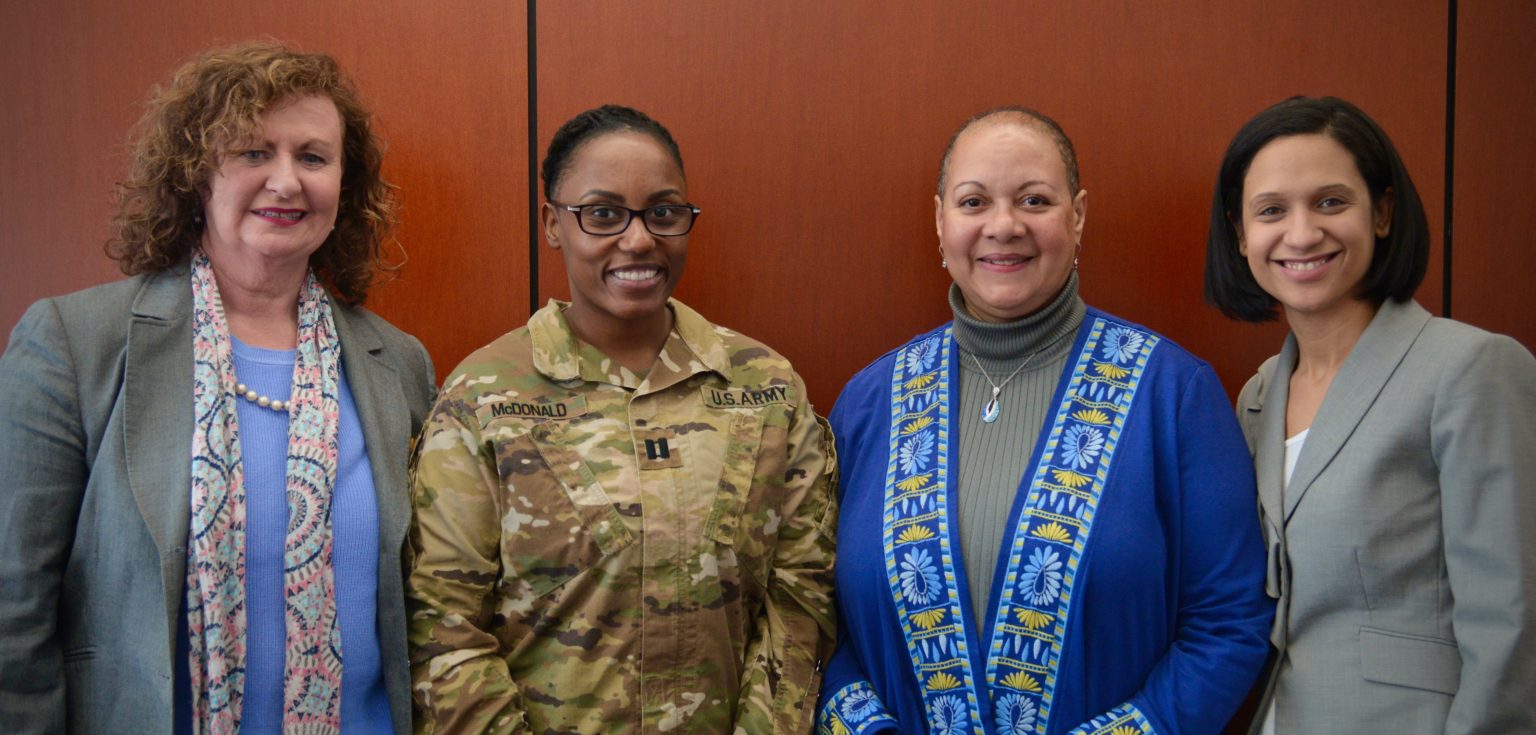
1238,298,1536,734
0,266,435,734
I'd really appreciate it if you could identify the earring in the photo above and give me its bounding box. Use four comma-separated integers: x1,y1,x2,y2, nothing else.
941,256,948,269
1073,256,1079,270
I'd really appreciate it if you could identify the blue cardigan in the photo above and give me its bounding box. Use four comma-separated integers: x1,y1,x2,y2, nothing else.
818,309,1271,735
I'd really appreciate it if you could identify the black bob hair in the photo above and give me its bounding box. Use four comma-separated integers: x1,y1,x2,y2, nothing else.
541,104,685,200
1204,96,1430,322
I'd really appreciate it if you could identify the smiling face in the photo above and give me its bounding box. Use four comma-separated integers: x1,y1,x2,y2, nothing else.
1239,133,1392,325
540,131,689,343
936,121,1086,323
201,94,344,279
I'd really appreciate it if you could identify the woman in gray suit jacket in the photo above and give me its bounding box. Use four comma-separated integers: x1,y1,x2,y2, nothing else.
0,44,434,734
1205,96,1536,734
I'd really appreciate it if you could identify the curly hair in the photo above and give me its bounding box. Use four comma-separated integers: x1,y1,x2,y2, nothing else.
108,42,395,304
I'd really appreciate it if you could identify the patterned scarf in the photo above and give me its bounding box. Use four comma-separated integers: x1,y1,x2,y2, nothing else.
186,251,344,734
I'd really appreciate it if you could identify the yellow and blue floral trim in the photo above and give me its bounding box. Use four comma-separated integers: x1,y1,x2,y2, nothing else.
878,320,1160,734
1068,702,1156,735
881,326,987,735
982,319,1158,734
818,682,899,735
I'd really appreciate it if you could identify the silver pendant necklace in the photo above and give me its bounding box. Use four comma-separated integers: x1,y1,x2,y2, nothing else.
968,350,1038,423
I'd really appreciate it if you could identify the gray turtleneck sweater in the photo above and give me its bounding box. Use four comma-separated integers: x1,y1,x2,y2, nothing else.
950,271,1086,618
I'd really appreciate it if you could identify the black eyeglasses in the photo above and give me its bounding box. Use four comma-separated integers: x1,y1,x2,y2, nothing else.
552,202,701,237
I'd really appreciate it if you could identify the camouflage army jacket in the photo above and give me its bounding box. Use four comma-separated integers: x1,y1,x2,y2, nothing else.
407,300,837,734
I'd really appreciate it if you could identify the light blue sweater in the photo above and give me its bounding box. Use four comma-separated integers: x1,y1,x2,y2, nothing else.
176,337,390,733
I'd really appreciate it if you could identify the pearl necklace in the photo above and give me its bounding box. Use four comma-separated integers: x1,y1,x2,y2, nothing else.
235,381,290,412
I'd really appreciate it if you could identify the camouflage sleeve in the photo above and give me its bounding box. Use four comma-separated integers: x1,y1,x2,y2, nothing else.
734,377,840,734
406,395,530,734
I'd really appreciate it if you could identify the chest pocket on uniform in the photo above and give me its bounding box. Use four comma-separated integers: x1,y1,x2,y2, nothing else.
493,421,636,602
701,406,790,588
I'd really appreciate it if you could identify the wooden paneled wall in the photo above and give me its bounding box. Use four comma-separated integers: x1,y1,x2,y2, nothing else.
0,2,1529,733
1453,1,1536,345
536,1,1453,412
2,2,1530,409
0,1,528,380
2,2,1533,732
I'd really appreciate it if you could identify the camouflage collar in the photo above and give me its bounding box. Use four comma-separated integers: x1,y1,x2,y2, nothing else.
529,299,732,386
665,299,733,375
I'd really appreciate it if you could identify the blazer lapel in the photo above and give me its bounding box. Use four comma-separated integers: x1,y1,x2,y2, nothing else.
123,268,195,621
1244,344,1294,534
1283,299,1431,520
334,306,410,551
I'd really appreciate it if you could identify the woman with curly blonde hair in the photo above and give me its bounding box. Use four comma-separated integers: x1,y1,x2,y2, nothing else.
0,42,434,734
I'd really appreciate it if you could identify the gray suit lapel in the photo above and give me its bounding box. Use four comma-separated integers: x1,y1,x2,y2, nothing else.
1284,299,1431,520
1244,343,1294,533
123,268,195,622
334,306,409,550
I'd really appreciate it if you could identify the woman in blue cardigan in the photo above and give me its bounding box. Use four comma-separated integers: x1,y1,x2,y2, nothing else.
816,107,1271,735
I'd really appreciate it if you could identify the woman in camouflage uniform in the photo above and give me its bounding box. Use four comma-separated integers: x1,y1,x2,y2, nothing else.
405,105,837,734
